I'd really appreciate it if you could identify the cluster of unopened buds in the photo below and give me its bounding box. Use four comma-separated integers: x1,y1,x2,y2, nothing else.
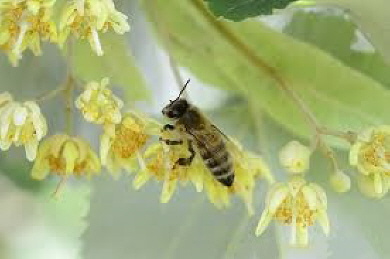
0,0,130,66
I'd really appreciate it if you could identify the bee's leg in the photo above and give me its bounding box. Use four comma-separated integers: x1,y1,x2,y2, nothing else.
159,138,183,145
162,124,175,131
175,140,195,166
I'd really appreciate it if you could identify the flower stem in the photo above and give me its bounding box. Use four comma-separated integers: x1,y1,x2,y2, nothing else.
64,75,74,135
35,85,67,103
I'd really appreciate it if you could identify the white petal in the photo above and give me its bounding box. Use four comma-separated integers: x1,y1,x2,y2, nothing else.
267,186,289,214
349,142,361,166
0,104,15,138
255,209,273,236
308,183,327,209
25,139,38,161
317,209,330,236
265,183,289,211
301,185,318,210
13,106,28,126
24,101,47,139
160,179,178,203
373,173,383,194
133,170,151,190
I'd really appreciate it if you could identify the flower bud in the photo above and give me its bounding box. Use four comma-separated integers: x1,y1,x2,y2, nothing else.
279,141,311,174
329,170,351,193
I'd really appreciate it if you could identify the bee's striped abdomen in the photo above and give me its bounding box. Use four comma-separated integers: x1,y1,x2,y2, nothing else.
199,140,235,187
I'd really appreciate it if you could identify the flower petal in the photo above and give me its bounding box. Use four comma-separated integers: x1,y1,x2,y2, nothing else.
0,103,16,138
308,183,327,209
160,178,178,203
301,185,318,210
267,185,289,214
133,169,151,190
13,105,28,126
317,209,330,236
255,209,273,237
25,139,38,161
24,101,47,139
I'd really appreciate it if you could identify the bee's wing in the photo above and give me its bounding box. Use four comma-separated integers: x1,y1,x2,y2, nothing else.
211,124,230,141
211,124,243,156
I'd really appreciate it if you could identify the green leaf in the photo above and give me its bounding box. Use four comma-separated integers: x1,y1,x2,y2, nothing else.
72,33,150,101
307,0,390,64
143,0,390,147
205,0,298,21
41,184,91,258
284,10,390,89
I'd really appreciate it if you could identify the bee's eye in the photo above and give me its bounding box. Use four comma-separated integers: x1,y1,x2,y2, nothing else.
167,111,176,118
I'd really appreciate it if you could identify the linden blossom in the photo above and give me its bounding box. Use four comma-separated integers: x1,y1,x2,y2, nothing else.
0,92,47,161
31,134,101,181
99,112,160,177
350,125,390,198
0,0,57,66
255,176,330,248
75,78,124,125
59,0,130,56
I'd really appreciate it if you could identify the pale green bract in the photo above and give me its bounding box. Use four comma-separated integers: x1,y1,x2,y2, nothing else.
72,33,150,101
143,0,390,148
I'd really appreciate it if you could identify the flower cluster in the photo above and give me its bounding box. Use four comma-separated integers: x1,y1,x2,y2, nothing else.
0,0,129,65
133,130,274,214
1,68,388,249
0,92,47,161
59,0,130,56
0,0,57,66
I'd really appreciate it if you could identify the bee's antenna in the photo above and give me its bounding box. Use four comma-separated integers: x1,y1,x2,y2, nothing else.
175,79,190,101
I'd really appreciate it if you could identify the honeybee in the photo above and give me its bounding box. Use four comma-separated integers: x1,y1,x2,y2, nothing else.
161,79,234,187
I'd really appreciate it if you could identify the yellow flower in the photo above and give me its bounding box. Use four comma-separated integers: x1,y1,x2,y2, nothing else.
59,0,130,56
133,133,273,215
279,140,311,174
349,126,390,196
31,134,101,180
255,176,329,248
100,112,160,176
0,0,57,66
75,78,123,125
0,94,47,161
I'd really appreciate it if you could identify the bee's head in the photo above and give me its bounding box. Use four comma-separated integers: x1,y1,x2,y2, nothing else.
162,99,189,119
162,79,191,120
